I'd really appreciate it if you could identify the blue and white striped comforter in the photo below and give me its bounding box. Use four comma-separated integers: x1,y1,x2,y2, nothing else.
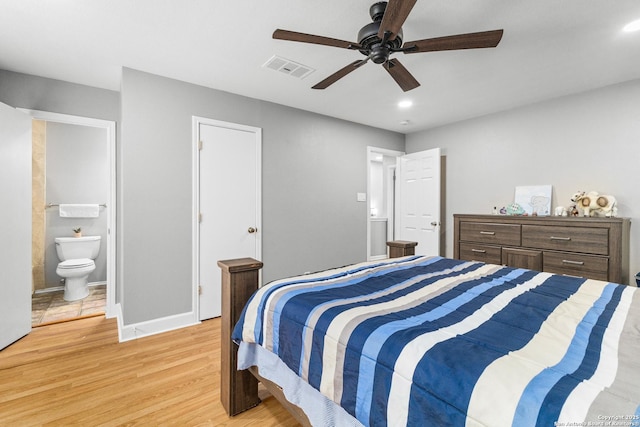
233,256,640,427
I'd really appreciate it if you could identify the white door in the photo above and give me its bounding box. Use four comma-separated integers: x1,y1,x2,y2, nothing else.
197,119,261,320
395,148,441,256
0,102,32,349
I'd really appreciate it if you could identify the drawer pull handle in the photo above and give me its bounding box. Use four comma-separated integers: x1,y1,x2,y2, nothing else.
562,260,585,266
550,236,571,241
479,231,495,235
471,249,487,253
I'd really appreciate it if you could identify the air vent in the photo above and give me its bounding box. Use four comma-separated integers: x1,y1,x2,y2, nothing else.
263,55,315,79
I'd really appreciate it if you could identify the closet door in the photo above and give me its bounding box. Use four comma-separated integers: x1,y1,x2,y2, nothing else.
197,119,261,320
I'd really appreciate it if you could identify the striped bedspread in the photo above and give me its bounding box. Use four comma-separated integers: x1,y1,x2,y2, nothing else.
233,256,640,427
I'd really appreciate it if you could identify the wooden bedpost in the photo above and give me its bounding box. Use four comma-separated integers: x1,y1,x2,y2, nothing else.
387,240,418,258
217,257,263,416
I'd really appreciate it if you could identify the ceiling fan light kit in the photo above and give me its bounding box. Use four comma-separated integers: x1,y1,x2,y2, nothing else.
272,0,504,92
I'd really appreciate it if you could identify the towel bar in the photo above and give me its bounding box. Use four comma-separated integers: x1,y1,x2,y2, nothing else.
45,203,107,209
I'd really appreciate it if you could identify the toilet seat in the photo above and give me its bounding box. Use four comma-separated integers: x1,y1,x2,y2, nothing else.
58,258,94,269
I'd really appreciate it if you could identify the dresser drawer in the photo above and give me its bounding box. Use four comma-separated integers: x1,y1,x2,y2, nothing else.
459,222,521,246
543,252,609,281
522,225,609,255
459,243,502,264
502,247,543,271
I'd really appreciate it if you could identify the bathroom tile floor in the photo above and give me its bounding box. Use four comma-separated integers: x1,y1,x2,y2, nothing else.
32,284,106,327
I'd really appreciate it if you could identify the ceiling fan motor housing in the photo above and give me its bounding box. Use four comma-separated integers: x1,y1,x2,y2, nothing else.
358,2,403,63
369,2,388,21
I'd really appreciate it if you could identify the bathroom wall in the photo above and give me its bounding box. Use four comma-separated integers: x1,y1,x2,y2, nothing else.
369,159,384,218
44,121,109,287
369,154,398,219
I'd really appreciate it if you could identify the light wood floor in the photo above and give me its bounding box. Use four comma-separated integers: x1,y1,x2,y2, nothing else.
0,316,299,426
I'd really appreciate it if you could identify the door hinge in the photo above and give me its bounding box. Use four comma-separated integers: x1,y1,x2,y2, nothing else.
198,212,203,223
198,140,203,151
198,285,202,295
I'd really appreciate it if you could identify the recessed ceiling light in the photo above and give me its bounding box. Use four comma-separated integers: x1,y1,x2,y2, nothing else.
398,100,413,109
623,19,640,32
400,120,411,126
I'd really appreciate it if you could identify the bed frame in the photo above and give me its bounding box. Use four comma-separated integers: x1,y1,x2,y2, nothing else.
217,241,418,425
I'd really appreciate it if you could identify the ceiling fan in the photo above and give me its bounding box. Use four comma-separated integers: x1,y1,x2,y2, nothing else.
273,0,503,92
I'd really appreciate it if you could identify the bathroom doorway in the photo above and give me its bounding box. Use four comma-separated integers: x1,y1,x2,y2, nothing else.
366,146,404,261
24,109,116,325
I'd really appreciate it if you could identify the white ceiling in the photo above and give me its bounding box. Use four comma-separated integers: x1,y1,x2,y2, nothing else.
2,1,640,133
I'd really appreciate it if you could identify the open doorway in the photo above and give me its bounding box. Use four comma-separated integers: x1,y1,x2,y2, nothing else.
24,109,116,325
366,147,404,261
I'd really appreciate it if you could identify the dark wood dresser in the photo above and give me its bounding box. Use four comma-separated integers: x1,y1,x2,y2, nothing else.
453,214,631,285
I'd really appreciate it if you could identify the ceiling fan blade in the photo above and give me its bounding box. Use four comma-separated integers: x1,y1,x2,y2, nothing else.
312,59,369,90
378,0,417,41
383,58,420,92
273,29,361,50
403,29,504,53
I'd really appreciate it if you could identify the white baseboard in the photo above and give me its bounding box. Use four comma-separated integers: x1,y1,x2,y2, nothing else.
34,281,107,294
117,310,200,342
112,302,124,341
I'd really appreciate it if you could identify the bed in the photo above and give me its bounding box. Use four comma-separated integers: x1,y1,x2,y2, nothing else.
218,253,640,427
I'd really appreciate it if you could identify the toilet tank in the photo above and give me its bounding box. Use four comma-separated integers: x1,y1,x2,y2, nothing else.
54,235,101,261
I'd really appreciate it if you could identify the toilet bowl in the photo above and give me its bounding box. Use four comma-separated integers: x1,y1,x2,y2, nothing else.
56,259,95,301
54,236,101,301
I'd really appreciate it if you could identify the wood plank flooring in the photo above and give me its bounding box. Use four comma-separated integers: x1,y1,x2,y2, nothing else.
0,316,299,426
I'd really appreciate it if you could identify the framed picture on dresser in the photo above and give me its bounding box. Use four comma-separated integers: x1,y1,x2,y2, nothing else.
514,185,552,215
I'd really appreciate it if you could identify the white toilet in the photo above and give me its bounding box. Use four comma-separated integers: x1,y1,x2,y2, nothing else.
54,235,101,301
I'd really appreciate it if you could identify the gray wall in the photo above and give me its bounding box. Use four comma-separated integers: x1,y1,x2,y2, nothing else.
0,69,119,122
119,68,405,325
406,79,640,285
44,122,109,287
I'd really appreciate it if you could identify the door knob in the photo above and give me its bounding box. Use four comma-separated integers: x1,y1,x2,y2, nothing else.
430,221,440,226
248,227,257,234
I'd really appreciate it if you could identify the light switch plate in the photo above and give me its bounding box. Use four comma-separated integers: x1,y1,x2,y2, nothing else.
356,192,367,202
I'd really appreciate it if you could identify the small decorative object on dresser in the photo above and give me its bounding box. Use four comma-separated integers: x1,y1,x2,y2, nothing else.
453,214,631,285
569,204,580,216
505,202,525,215
570,190,618,217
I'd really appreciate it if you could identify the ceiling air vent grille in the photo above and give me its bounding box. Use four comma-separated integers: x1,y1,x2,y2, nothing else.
263,55,315,79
